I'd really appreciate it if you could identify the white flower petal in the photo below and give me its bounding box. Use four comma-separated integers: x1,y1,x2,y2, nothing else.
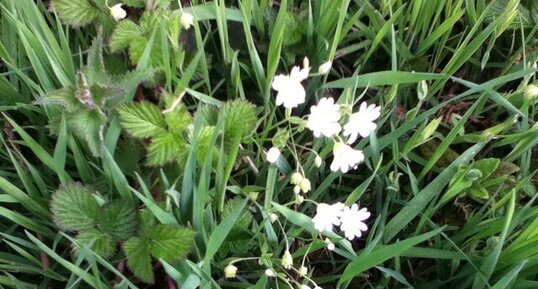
307,97,341,138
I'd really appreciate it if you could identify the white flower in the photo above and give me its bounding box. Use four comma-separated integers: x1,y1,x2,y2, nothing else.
312,202,345,233
266,147,280,163
299,178,311,193
343,102,381,144
314,286,323,289
270,213,279,223
180,12,194,30
318,61,332,74
291,172,304,185
339,204,370,240
330,142,364,173
314,155,322,167
524,84,538,99
281,250,293,270
224,264,238,278
272,59,310,108
307,97,342,137
265,269,276,277
300,285,311,289
110,3,127,21
298,266,308,276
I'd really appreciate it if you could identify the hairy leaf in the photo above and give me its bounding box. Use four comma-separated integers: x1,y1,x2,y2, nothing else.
51,184,99,231
148,224,195,262
146,133,187,166
98,200,138,240
52,0,100,27
118,102,167,138
110,20,143,52
124,237,154,284
75,229,117,258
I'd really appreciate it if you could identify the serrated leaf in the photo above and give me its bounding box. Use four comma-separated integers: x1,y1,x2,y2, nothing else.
471,158,500,180
222,197,253,231
163,94,192,134
146,133,187,166
124,237,154,284
52,0,100,27
222,100,258,140
196,104,219,126
86,31,110,85
110,20,143,52
193,125,218,164
67,109,107,157
51,184,99,231
118,102,167,138
128,35,164,66
36,87,80,112
75,229,117,258
148,224,195,262
98,200,138,240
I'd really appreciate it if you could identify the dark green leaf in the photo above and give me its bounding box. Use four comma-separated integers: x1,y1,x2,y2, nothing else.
124,237,154,284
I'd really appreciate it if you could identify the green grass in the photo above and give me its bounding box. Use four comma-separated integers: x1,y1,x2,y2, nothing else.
1,0,538,288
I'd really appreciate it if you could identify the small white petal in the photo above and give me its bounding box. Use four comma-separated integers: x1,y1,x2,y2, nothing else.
330,142,364,173
307,97,342,138
266,147,281,163
339,204,370,241
110,4,127,21
318,61,332,74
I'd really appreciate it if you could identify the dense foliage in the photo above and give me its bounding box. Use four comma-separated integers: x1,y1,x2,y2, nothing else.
1,0,538,288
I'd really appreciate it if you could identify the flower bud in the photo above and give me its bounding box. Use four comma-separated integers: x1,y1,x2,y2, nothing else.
325,239,335,251
291,172,303,185
299,178,311,193
270,213,278,223
314,155,322,167
298,266,308,276
417,80,428,101
110,4,127,21
293,185,301,195
303,57,310,70
281,250,293,269
266,147,280,163
300,285,312,289
180,12,194,30
265,268,276,277
224,264,238,278
318,61,332,74
524,84,538,99
295,194,304,204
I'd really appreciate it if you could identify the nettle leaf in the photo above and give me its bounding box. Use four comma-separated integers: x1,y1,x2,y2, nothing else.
51,184,99,231
98,200,138,240
86,31,110,85
471,158,500,180
75,229,117,258
67,109,107,157
222,100,258,140
148,224,195,262
110,20,143,52
124,237,154,284
163,94,192,134
36,87,79,112
146,133,187,166
52,0,101,27
118,102,167,138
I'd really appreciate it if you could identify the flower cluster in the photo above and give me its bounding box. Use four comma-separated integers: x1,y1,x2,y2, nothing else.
270,57,381,174
313,202,371,241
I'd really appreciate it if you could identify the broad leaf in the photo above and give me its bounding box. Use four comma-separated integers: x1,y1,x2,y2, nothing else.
148,224,195,262
146,133,187,166
110,20,143,52
51,184,99,231
163,94,192,134
98,200,138,240
118,102,167,138
75,229,117,258
222,100,258,140
124,237,154,284
52,0,100,27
